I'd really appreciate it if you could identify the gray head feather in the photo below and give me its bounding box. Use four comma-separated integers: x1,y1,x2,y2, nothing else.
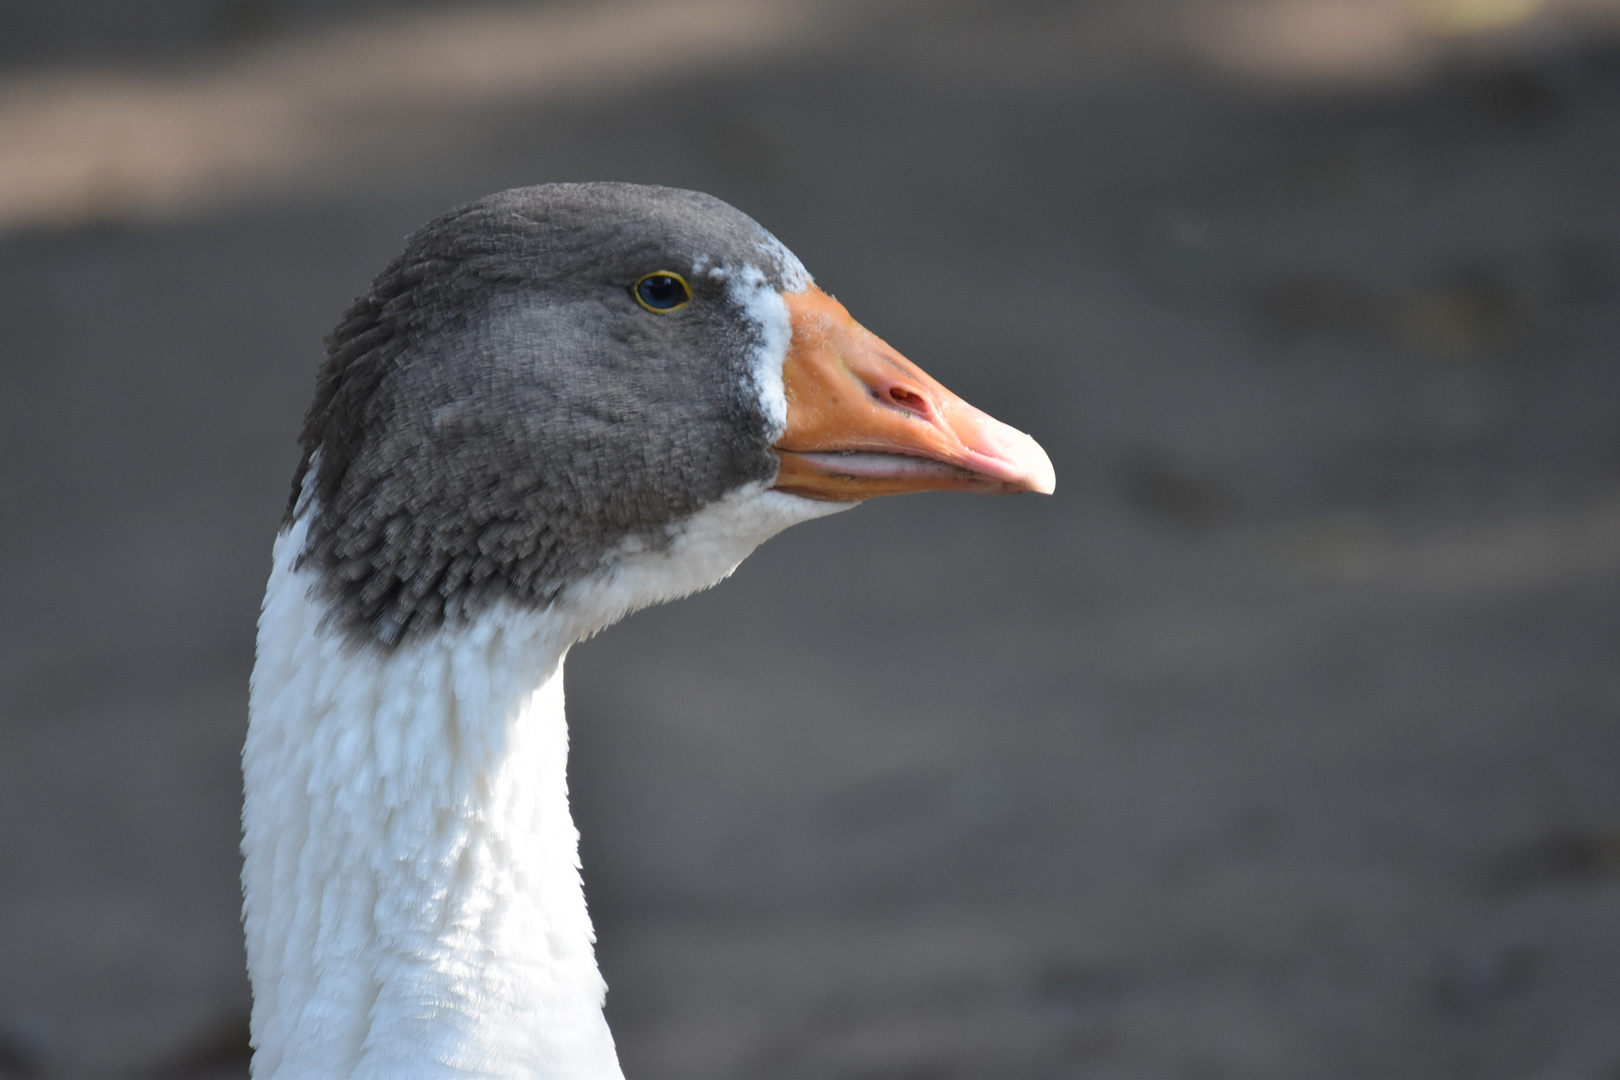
289,183,806,647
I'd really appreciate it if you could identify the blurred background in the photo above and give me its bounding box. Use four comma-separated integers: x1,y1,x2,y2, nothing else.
3,0,1620,1075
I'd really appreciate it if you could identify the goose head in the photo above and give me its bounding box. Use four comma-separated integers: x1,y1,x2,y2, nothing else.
287,182,1053,650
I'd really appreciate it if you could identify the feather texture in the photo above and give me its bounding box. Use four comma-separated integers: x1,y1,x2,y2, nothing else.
243,483,844,1077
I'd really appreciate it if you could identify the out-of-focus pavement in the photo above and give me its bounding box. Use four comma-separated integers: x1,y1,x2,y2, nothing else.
3,1,1620,1076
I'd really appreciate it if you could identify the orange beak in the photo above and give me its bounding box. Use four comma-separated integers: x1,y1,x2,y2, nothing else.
772,286,1056,501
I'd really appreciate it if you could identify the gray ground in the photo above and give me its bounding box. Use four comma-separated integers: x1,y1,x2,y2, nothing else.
2,1,1619,1076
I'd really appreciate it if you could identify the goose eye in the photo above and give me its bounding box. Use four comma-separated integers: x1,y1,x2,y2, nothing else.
634,272,692,313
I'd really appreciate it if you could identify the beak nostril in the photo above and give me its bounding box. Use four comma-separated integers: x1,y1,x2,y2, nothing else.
884,385,930,418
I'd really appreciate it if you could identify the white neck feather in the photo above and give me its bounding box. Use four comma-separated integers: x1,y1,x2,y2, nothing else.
242,483,846,1078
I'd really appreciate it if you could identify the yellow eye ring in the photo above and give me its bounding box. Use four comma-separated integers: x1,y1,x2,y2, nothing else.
633,271,693,313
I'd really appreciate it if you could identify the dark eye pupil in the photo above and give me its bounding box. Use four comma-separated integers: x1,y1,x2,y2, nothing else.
637,275,685,309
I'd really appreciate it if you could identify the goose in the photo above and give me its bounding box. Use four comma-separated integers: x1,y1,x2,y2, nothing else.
241,182,1055,1078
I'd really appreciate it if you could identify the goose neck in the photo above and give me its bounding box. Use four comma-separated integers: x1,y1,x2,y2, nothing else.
242,518,621,1078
